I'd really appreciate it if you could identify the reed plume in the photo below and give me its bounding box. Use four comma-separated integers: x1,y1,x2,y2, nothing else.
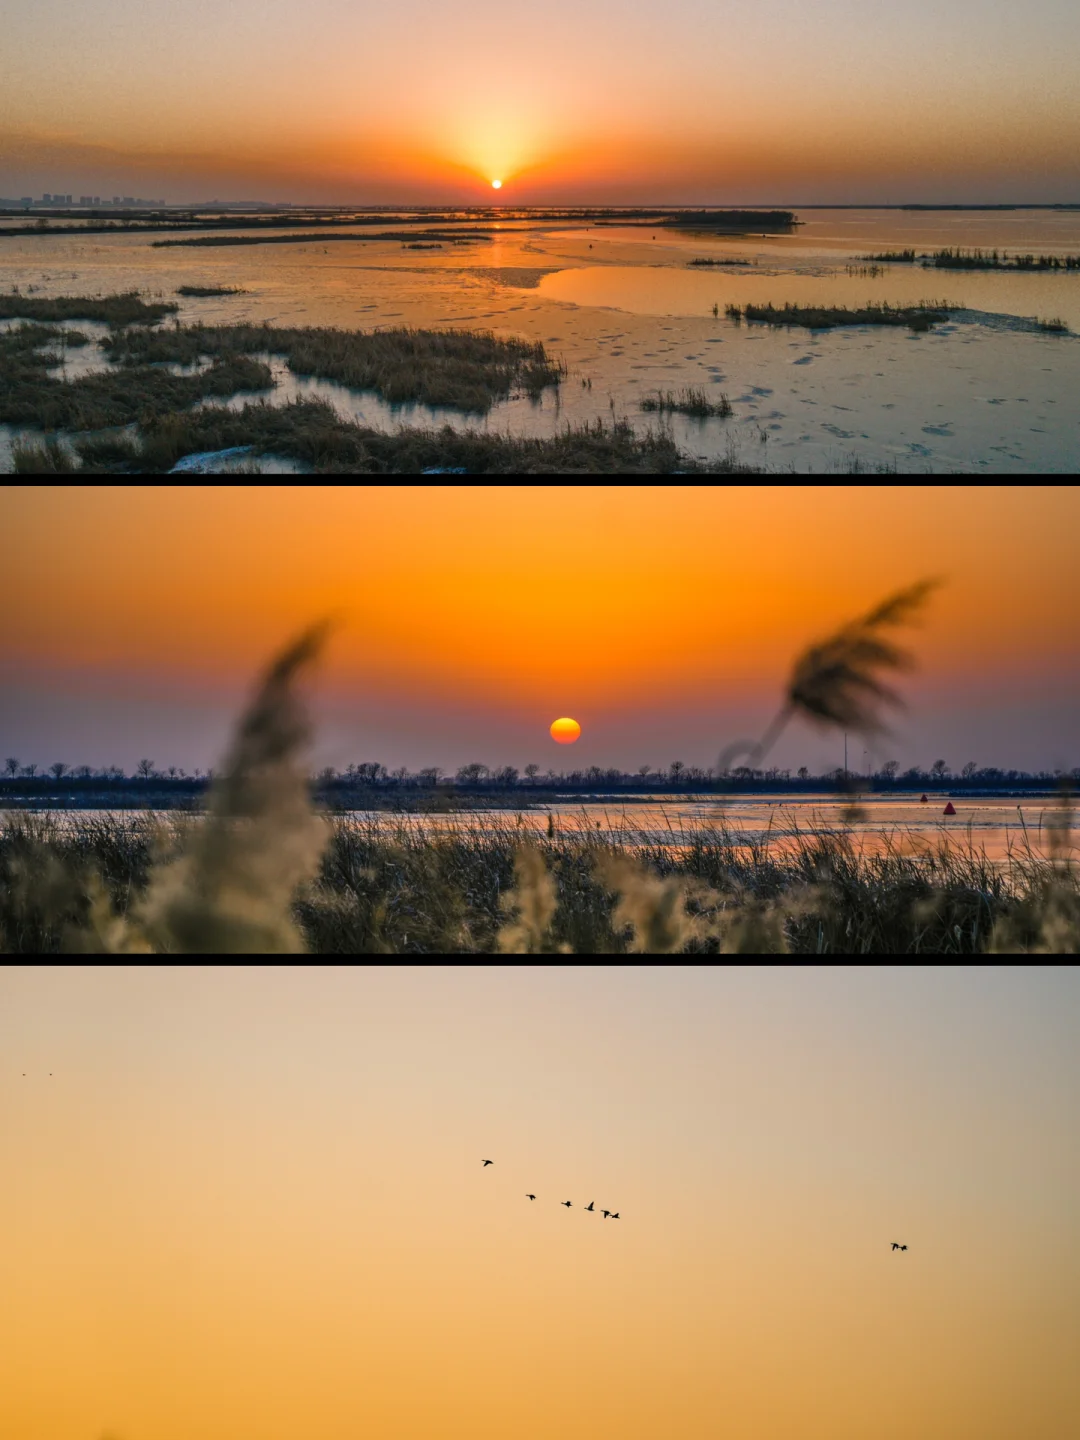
498,844,559,953
596,852,714,953
137,624,331,953
719,579,941,773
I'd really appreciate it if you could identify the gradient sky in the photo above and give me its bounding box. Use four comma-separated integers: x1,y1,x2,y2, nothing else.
3,964,1079,1440
1,484,1078,777
3,0,1080,202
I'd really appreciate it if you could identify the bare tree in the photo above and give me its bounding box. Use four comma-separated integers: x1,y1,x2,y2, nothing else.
49,762,69,781
136,759,155,780
524,763,540,784
638,764,651,780
882,760,900,781
418,766,442,785
930,758,948,780
73,765,93,779
4,758,18,779
670,761,685,784
962,761,978,780
797,766,809,780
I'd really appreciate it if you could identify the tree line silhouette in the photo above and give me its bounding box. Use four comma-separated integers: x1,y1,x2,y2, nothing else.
1,753,1072,807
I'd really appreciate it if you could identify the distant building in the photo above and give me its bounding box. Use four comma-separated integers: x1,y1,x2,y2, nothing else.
42,193,51,203
79,195,93,206
20,198,33,207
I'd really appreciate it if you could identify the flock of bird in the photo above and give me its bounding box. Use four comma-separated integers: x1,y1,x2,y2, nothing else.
483,1159,621,1218
482,1161,910,1250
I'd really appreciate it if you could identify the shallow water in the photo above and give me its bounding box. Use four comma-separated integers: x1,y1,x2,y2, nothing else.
2,207,1078,473
332,793,1071,866
21,793,1067,867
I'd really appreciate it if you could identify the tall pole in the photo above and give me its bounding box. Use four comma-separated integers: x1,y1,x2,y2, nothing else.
844,732,848,780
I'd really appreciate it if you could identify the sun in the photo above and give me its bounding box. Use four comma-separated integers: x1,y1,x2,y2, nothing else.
550,717,581,744
491,179,503,190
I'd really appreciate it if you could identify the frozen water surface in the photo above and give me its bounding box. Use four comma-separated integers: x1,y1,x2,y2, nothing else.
1,208,1078,472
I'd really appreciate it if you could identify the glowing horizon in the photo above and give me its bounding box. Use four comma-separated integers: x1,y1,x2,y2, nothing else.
1,485,1077,776
4,0,1080,203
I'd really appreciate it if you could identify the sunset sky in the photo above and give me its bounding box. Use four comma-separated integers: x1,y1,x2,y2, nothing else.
1,484,1078,776
3,964,1079,1440
4,0,1080,202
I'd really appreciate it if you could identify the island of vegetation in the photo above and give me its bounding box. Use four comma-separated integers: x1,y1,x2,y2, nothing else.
1,290,763,475
861,247,1080,271
724,301,951,331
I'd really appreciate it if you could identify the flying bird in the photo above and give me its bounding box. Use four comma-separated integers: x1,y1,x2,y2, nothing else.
561,1200,572,1208
482,1159,493,1166
892,1243,908,1251
585,1202,595,1212
526,1194,536,1201
611,1213,620,1219
601,1210,611,1219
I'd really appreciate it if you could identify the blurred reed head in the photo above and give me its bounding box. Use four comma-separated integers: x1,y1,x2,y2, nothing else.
498,844,559,954
719,578,942,774
137,623,332,954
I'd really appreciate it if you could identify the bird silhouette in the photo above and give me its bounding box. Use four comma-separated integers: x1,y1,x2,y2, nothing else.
611,1213,620,1219
561,1200,572,1208
585,1201,595,1212
900,1244,908,1251
482,1159,493,1166
601,1210,611,1218
892,1243,908,1251
526,1194,536,1200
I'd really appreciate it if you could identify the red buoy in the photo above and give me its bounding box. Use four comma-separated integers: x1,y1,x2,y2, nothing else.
920,794,929,803
943,801,956,816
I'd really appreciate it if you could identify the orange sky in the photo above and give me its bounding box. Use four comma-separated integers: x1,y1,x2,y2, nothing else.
3,964,1079,1440
4,0,1080,201
1,484,1078,773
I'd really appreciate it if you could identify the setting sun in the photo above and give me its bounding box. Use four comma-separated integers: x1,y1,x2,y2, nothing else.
491,179,502,189
550,717,581,744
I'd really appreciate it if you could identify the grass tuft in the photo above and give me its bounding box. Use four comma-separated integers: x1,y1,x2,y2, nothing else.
176,284,247,297
727,301,950,332
0,291,178,326
639,387,733,418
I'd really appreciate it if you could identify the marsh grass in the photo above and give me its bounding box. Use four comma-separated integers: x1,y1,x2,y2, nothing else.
0,291,178,326
728,302,950,332
72,400,762,475
176,284,248,296
0,318,273,430
103,321,564,412
11,437,78,473
153,230,496,248
927,248,1080,271
859,250,918,263
1037,316,1070,333
3,805,1074,955
639,387,733,418
860,248,1080,271
687,257,753,267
